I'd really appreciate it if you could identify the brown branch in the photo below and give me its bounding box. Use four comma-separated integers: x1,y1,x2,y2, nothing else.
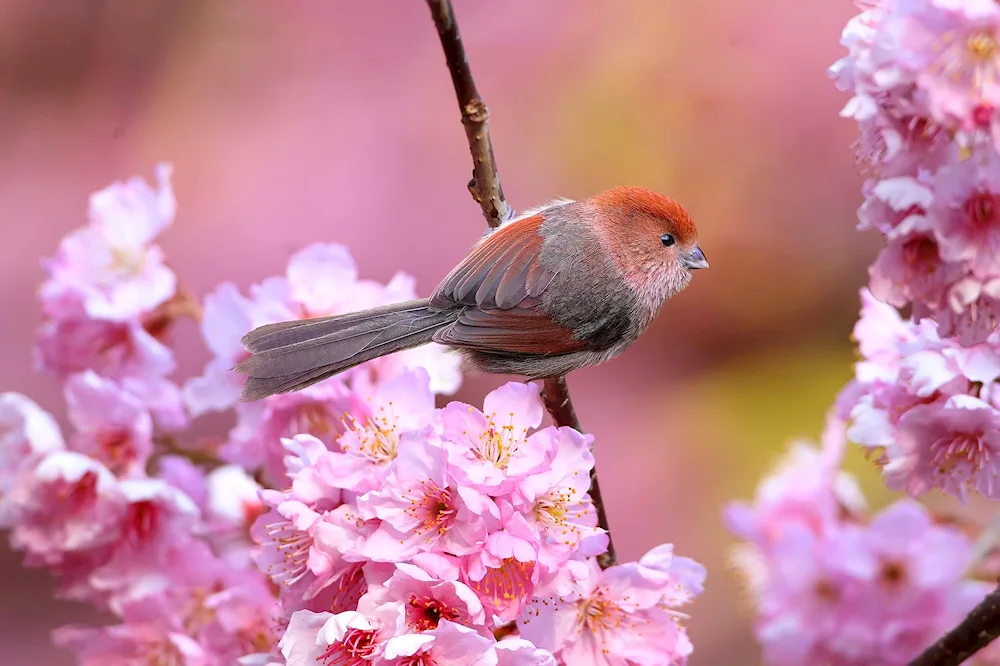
425,0,616,570
152,434,224,470
425,0,511,228
541,376,617,569
908,583,1000,666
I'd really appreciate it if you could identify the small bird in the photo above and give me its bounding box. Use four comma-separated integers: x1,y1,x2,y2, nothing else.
235,186,707,401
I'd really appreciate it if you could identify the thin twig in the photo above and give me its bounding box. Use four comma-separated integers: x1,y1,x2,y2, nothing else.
425,0,511,228
908,582,1000,666
142,284,203,338
541,376,618,569
152,435,224,469
425,0,617,569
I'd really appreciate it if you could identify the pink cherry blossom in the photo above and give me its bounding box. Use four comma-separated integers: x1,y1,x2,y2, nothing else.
82,478,200,609
295,558,370,619
854,501,974,606
0,392,65,527
223,385,353,486
381,619,499,666
745,521,861,666
512,426,606,571
857,176,933,238
278,433,353,514
940,273,1000,345
126,375,190,432
252,491,330,599
249,433,364,606
382,341,463,398
928,150,1000,276
637,543,707,609
42,477,198,610
243,243,462,397
724,429,866,548
199,570,282,659
279,605,402,666
904,0,1000,124
205,464,264,529
518,557,699,666
53,619,209,666
361,562,487,633
183,281,256,416
3,165,714,666
346,267,462,394
64,371,154,477
204,464,265,567
851,289,918,384
55,559,280,665
277,610,334,666
464,502,540,623
727,428,991,665
887,393,1000,498
494,638,557,666
285,243,362,317
252,470,370,613
741,503,986,666
439,382,553,496
40,163,178,322
280,245,462,396
35,312,175,381
868,234,964,317
832,0,1000,342
839,283,1000,500
327,367,438,494
8,451,123,572
357,435,497,561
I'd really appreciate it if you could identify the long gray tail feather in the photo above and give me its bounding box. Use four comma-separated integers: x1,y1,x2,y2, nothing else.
234,299,456,401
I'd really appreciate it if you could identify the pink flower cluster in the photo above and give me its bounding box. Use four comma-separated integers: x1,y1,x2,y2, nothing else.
831,0,1000,344
183,240,463,485
838,289,1000,499
257,378,704,666
726,2,1000,663
725,418,994,665
827,0,1000,500
0,166,705,666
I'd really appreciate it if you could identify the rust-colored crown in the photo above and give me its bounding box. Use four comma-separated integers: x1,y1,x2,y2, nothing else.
592,186,697,244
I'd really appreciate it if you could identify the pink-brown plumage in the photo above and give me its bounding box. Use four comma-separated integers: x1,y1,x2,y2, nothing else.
235,186,707,401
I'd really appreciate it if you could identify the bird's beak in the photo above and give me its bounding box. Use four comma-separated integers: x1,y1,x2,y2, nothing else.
683,245,708,270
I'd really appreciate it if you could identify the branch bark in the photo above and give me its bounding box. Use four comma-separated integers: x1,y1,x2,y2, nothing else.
908,583,1000,666
424,0,616,569
540,376,618,569
425,0,510,229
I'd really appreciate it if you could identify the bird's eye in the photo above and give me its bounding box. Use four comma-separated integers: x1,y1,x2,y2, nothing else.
660,233,676,247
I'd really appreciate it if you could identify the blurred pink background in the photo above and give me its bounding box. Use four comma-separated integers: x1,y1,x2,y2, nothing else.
0,0,906,663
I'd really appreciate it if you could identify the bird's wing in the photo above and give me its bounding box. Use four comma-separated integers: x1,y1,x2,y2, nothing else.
429,214,556,310
429,214,589,356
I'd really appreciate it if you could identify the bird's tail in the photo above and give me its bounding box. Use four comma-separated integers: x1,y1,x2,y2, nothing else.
234,299,455,401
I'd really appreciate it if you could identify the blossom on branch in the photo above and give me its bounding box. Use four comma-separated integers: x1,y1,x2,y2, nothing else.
1,164,704,665
725,419,992,665
832,0,1000,343
40,163,177,322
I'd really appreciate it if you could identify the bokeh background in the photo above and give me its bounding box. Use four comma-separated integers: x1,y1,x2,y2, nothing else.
0,0,954,663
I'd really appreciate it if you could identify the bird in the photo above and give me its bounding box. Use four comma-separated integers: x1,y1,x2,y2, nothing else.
234,186,707,401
